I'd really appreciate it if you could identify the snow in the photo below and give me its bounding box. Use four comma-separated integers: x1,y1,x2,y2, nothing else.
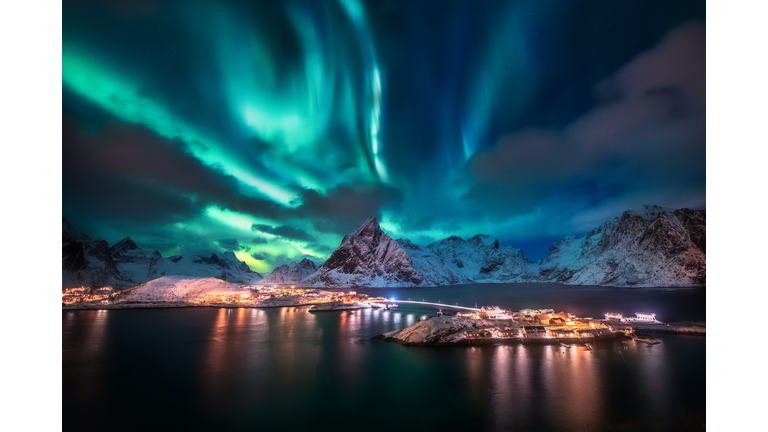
300,206,705,288
262,259,318,285
115,276,250,303
381,316,519,345
63,206,706,291
62,219,263,289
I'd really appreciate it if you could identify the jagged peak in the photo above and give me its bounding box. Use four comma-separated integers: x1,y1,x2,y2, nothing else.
468,234,494,246
350,217,380,235
625,204,675,220
298,258,317,269
62,218,90,241
112,236,140,251
339,217,386,248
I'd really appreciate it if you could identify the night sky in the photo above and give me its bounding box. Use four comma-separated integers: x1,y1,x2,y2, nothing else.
62,0,706,272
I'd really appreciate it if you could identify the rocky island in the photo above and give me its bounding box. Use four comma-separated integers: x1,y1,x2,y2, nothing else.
376,307,705,346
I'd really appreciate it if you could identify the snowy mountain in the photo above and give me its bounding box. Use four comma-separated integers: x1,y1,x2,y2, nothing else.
396,235,536,286
535,205,706,287
115,276,251,303
296,205,705,288
62,219,263,288
64,204,705,290
63,219,121,288
302,218,425,287
261,258,318,285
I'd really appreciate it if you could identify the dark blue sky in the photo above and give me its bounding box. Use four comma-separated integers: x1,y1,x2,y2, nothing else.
62,0,706,269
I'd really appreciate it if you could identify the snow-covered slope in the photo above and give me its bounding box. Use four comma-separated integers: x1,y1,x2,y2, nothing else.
302,218,424,287
115,276,250,303
535,205,706,287
297,206,705,288
62,220,262,288
261,258,318,285
62,219,121,288
64,204,705,290
396,235,535,285
143,250,262,285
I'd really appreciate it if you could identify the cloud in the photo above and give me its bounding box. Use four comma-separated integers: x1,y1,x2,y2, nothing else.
463,21,706,222
63,118,291,225
215,238,242,251
296,182,404,234
251,224,316,242
250,252,269,261
250,237,268,244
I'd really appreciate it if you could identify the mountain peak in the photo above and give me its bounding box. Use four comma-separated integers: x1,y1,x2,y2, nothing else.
351,217,379,234
625,204,674,220
342,217,382,247
62,218,89,242
305,217,424,286
113,237,140,251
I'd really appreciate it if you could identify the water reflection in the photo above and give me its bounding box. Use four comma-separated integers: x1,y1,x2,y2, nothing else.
634,339,670,422
62,309,109,357
63,306,705,431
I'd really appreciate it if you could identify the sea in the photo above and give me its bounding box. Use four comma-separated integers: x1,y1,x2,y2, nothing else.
62,283,706,431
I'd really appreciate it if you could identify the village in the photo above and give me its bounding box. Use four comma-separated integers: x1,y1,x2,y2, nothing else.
376,304,673,346
454,306,654,341
62,283,368,309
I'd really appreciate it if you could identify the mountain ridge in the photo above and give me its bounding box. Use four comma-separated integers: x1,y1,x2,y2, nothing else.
62,219,263,288
62,205,705,289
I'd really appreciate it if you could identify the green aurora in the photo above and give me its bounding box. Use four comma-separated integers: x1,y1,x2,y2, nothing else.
63,0,706,272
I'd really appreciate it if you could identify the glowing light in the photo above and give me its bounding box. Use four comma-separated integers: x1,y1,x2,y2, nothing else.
62,47,299,205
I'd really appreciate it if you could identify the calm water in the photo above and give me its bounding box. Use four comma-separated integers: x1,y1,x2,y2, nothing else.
63,284,706,431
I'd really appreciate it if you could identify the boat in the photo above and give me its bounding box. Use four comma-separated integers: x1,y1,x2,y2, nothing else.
388,303,399,308
584,344,593,351
436,311,444,316
560,343,572,348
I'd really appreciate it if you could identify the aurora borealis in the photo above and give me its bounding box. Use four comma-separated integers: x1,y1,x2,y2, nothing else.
63,0,706,272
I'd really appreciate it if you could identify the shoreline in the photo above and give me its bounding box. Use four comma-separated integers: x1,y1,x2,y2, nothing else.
62,302,317,311
374,333,627,347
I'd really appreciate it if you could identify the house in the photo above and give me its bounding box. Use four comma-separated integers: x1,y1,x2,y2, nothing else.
495,329,520,338
534,314,552,325
465,330,492,338
549,328,576,338
548,317,566,326
522,326,547,338
537,308,555,314
520,309,537,321
635,312,657,322
480,306,504,319
577,328,613,337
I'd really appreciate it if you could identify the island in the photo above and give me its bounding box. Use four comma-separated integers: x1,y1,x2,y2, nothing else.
376,307,704,346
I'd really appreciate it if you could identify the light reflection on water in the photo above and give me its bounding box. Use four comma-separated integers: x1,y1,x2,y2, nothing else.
63,305,705,431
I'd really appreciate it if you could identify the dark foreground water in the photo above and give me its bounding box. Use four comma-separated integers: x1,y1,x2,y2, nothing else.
63,284,705,431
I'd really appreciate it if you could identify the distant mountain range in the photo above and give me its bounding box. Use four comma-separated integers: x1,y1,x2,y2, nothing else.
62,205,705,289
62,219,262,288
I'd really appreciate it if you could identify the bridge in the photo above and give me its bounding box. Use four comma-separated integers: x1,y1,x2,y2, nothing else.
368,299,480,313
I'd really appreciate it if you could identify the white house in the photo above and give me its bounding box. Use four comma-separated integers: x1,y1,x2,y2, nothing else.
635,312,657,322
621,312,658,323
